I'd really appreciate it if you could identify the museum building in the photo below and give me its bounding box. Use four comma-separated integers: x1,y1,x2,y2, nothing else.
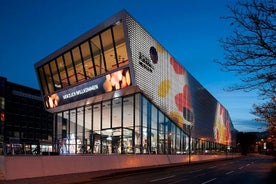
34,10,236,155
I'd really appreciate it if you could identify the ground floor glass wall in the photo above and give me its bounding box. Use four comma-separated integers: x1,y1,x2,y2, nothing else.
54,93,228,155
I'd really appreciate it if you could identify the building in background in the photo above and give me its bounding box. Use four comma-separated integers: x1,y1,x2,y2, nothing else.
34,10,236,155
0,76,53,155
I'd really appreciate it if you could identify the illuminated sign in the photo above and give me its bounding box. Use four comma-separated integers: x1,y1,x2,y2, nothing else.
62,85,99,100
45,68,131,109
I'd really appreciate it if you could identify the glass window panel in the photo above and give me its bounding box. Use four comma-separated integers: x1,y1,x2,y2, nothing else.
50,60,61,90
176,127,180,153
102,101,111,129
43,64,54,94
56,56,69,87
81,42,95,79
77,107,84,153
135,94,141,154
101,28,116,71
142,96,148,153
123,128,133,153
151,105,157,154
185,132,189,153
93,103,101,131
63,111,70,154
56,113,62,141
56,113,63,153
64,51,77,85
158,112,165,154
72,47,86,83
92,130,101,154
171,123,176,154
84,105,92,152
164,117,169,154
112,98,122,128
101,129,113,154
123,96,133,129
38,67,48,95
113,21,128,67
92,103,101,154
69,109,76,154
72,47,81,63
91,35,104,75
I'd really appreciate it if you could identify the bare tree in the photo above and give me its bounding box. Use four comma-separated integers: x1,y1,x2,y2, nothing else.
216,0,276,128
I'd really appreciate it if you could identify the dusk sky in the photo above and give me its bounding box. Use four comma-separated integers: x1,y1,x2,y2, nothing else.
0,0,267,132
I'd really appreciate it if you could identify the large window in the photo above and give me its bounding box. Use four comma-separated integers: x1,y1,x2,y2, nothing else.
102,101,111,129
54,93,195,155
37,20,128,96
81,42,95,79
112,98,122,128
56,56,68,87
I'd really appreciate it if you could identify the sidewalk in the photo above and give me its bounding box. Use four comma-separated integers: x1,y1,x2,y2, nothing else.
1,155,275,184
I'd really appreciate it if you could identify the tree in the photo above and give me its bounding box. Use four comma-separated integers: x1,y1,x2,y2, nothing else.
216,0,276,128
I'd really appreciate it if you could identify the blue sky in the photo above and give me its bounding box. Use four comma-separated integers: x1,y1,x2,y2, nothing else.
0,0,267,132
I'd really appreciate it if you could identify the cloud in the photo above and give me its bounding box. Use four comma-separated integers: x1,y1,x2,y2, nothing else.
232,119,267,132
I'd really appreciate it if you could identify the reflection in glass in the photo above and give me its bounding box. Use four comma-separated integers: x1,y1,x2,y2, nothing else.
113,21,128,67
56,56,69,87
63,111,69,154
101,28,117,71
158,112,165,154
102,101,111,129
81,41,95,78
72,47,86,83
64,52,77,85
134,94,141,154
123,96,133,129
52,93,198,155
77,107,84,153
37,21,128,97
38,67,48,95
112,98,122,128
84,105,92,152
123,128,133,153
50,60,61,90
69,109,76,154
142,96,148,153
171,123,176,154
43,64,54,94
91,35,104,75
151,105,157,153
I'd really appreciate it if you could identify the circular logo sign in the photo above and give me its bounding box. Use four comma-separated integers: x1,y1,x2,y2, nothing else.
150,46,158,64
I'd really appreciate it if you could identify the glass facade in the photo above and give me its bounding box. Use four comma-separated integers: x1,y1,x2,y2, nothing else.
54,93,190,154
37,20,128,96
53,93,227,155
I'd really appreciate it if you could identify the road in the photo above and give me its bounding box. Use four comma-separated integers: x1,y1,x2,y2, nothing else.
79,154,275,184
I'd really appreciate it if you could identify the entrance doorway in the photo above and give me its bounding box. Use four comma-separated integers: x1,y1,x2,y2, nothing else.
101,128,133,154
